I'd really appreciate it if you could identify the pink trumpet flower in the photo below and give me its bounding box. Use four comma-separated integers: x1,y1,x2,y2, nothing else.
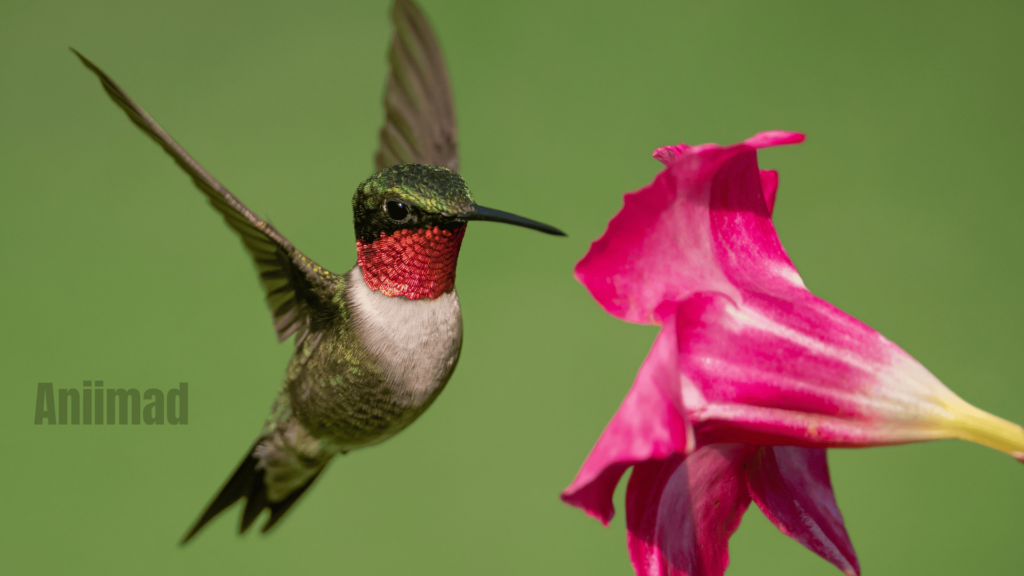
562,131,1024,576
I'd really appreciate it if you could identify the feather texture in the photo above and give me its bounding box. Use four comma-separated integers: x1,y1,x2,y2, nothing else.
73,49,341,347
375,0,458,172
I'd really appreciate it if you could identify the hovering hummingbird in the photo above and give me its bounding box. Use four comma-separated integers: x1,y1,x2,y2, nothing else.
75,0,564,543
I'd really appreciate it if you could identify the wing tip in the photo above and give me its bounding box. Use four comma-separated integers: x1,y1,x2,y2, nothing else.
376,0,458,171
70,47,97,71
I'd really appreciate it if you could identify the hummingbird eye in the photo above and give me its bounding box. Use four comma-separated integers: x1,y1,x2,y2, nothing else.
384,198,410,222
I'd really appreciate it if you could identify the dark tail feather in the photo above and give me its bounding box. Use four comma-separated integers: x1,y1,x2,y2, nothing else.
180,440,323,544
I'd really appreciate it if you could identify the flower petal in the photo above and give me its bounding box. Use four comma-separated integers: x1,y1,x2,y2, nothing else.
602,132,1024,455
561,325,692,524
653,143,690,166
759,170,779,217
576,132,804,325
626,445,754,576
746,446,859,576
668,290,1024,454
742,130,806,149
568,129,1024,576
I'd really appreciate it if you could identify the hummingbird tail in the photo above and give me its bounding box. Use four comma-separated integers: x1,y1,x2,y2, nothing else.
180,438,325,544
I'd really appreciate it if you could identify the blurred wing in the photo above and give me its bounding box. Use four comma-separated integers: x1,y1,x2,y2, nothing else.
75,50,340,347
375,0,458,172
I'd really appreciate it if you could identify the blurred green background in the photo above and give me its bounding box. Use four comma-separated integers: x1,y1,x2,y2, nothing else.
2,0,1022,574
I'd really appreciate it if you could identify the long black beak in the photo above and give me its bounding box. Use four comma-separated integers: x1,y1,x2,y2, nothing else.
460,204,566,236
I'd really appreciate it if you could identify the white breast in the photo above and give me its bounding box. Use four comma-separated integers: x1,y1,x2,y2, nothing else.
346,268,463,405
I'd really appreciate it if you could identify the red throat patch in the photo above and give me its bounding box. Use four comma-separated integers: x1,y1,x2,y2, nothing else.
357,225,467,299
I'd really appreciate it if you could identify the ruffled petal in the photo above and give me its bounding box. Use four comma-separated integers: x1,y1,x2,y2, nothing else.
746,447,859,576
561,325,692,524
576,132,805,325
626,445,754,576
653,143,690,166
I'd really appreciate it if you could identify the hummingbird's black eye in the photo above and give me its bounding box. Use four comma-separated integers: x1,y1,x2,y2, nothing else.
384,198,410,222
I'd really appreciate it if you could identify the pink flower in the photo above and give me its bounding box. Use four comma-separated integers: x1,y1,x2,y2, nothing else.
562,132,1024,576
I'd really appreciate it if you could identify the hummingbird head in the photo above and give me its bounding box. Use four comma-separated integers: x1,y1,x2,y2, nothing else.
352,164,564,300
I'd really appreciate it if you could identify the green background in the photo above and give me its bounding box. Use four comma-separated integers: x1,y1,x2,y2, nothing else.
2,0,1022,574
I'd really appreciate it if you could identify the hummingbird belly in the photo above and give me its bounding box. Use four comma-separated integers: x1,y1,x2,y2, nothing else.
285,268,463,452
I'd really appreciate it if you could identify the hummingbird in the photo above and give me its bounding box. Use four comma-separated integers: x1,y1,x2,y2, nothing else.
74,0,564,543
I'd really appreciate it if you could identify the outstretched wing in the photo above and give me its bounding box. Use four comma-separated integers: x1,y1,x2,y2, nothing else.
375,0,458,172
75,50,340,347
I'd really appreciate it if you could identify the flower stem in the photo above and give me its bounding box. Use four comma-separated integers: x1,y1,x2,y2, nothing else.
947,399,1024,459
